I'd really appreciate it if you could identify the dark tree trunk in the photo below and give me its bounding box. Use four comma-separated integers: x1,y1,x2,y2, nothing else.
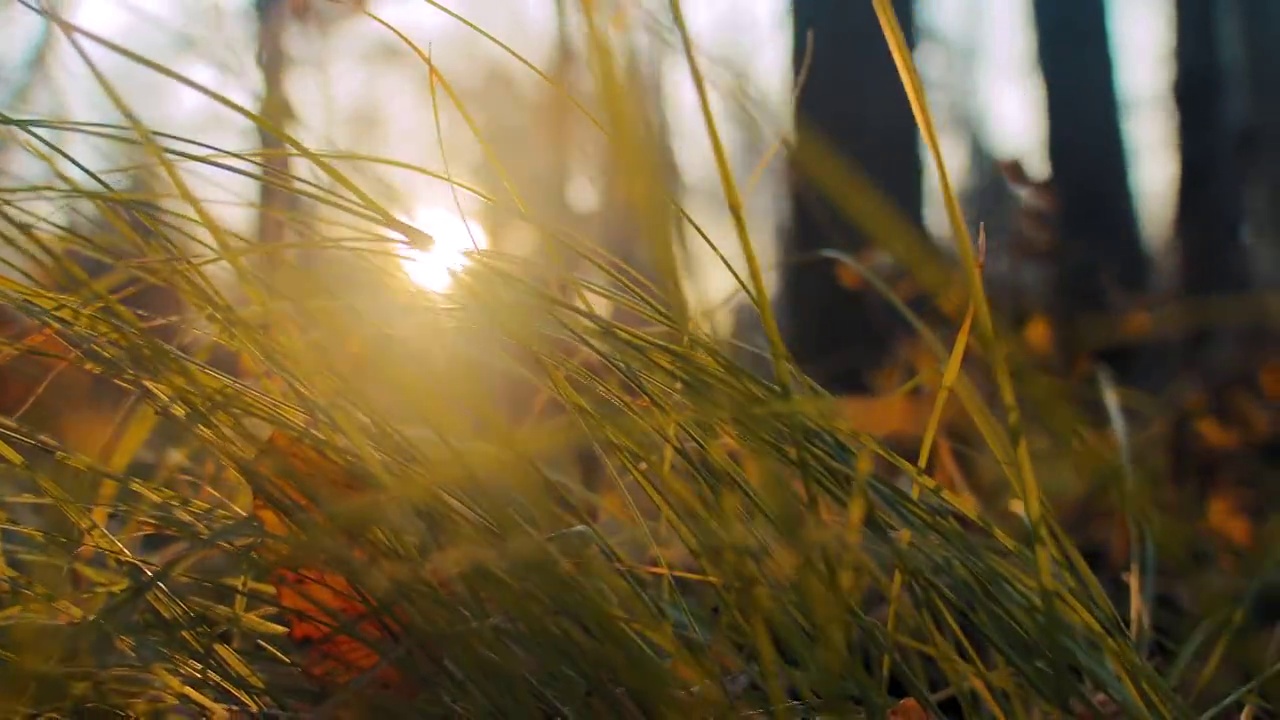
1175,0,1250,298
783,0,920,394
1032,0,1150,376
1237,0,1280,289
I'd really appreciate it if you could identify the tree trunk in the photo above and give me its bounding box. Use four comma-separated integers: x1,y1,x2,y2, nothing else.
1175,0,1250,298
1237,0,1280,289
1032,0,1150,378
255,0,295,256
783,0,921,394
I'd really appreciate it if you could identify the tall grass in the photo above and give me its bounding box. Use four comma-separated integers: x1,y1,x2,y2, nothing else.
0,2,1271,717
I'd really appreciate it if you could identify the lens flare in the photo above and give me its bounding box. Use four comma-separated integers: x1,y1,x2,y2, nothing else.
395,207,487,293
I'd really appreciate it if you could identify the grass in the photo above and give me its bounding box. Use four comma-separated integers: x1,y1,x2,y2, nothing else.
0,1,1275,717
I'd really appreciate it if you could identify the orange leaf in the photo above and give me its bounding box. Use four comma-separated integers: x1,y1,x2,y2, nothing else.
889,698,931,720
833,261,866,291
0,310,78,415
1260,358,1280,402
1206,490,1254,550
1022,313,1056,358
834,392,955,441
250,431,405,691
1193,415,1243,451
1116,309,1153,339
271,566,402,688
251,431,369,528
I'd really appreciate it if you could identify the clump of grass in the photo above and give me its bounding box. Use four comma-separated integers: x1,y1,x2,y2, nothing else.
0,2,1271,717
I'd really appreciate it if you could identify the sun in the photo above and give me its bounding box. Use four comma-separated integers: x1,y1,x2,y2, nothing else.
394,207,488,293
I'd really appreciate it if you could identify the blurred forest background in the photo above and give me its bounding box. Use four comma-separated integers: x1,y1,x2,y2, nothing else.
5,0,1270,374
0,0,1205,321
2,0,1280,714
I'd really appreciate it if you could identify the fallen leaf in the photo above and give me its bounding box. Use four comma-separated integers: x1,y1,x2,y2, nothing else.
1206,490,1254,550
833,262,866,291
1117,309,1154,340
1260,358,1280,402
888,697,930,720
250,431,405,691
270,567,402,688
1193,415,1244,451
1022,313,1056,357
834,393,953,441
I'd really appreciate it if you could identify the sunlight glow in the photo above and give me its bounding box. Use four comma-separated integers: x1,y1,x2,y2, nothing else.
396,207,488,293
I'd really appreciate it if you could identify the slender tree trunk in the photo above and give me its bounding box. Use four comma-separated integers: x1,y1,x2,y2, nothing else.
1032,0,1150,377
1175,0,1250,298
783,0,920,394
1237,0,1280,289
255,0,295,257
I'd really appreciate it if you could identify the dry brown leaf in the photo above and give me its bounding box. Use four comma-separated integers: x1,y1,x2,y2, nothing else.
834,393,953,441
833,261,867,291
1206,490,1254,550
1260,358,1280,402
1226,389,1271,441
251,431,411,692
1117,309,1154,339
1193,415,1244,451
888,697,930,720
1022,313,1056,357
